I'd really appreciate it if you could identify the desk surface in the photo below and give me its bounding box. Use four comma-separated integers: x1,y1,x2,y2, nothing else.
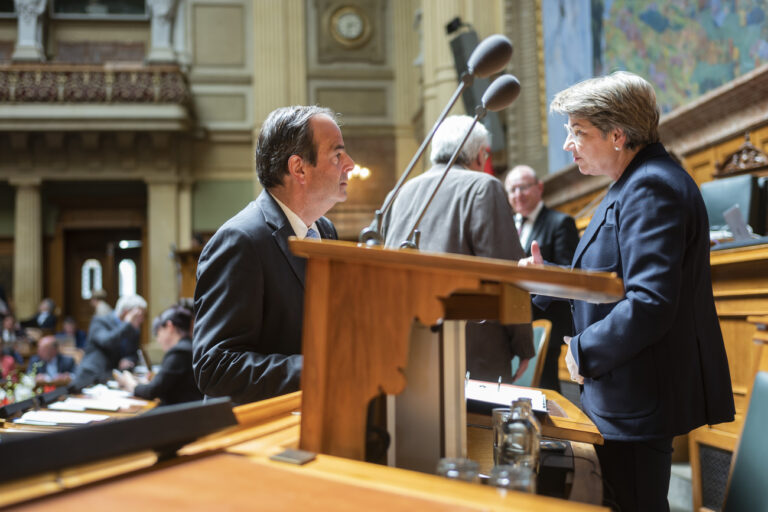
2,392,607,511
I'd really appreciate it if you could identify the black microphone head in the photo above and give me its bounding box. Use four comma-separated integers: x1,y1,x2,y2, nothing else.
466,34,513,78
481,74,521,112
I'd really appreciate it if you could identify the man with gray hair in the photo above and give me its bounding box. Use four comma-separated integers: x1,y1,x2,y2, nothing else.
381,115,533,383
71,294,147,390
194,105,354,404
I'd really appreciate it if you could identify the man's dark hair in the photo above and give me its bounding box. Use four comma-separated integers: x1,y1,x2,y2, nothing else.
255,105,336,189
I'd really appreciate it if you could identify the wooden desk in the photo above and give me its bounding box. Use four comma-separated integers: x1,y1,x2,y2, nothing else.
1,392,607,511
689,244,768,510
0,393,156,436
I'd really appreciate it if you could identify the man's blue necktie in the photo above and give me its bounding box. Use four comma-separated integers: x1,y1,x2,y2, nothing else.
306,227,320,239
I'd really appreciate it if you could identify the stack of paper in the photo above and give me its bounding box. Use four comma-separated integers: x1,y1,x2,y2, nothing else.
14,410,110,426
465,379,547,413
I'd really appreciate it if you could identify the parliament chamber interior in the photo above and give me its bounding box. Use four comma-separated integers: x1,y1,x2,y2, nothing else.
1,1,768,510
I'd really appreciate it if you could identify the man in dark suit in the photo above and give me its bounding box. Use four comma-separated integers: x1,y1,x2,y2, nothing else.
28,335,77,383
193,106,354,405
505,165,579,391
381,115,533,383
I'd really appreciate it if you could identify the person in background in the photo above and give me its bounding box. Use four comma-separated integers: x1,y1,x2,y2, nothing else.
115,304,201,406
505,164,579,391
57,316,88,350
521,71,734,511
193,105,351,404
20,298,57,329
381,115,533,383
28,335,77,384
71,294,147,389
90,289,112,317
1,313,24,364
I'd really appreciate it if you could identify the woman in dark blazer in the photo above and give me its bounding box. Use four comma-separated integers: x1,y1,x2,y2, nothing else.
522,71,734,512
116,305,202,406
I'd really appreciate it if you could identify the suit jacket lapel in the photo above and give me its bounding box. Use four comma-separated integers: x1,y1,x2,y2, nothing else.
572,186,618,267
258,191,306,287
525,206,548,254
572,143,666,267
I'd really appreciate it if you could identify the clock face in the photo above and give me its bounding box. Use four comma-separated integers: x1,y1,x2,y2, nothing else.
336,12,363,40
330,7,370,47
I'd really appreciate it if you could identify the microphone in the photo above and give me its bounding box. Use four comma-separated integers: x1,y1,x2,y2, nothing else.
358,34,514,246
399,74,521,250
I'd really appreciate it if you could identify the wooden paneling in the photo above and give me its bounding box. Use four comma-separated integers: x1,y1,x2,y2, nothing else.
683,147,716,186
689,244,768,510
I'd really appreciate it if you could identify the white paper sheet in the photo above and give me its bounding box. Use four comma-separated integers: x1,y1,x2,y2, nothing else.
465,379,547,412
15,410,110,425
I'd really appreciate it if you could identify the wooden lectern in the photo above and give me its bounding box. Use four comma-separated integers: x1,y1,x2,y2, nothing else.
290,239,624,461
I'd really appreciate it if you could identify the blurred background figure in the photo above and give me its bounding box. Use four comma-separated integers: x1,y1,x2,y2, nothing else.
90,289,112,318
28,335,77,385
71,294,147,390
57,316,88,350
1,313,25,367
115,304,201,406
20,298,57,330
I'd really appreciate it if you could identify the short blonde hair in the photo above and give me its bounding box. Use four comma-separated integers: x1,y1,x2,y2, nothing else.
550,71,660,150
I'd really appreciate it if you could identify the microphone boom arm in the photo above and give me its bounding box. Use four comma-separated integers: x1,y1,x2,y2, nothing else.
399,109,486,250
358,73,474,246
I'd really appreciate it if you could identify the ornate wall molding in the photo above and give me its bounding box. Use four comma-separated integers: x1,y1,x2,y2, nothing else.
715,133,768,178
0,64,190,104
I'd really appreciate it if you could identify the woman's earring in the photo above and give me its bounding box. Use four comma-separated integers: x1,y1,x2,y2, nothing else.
614,146,620,151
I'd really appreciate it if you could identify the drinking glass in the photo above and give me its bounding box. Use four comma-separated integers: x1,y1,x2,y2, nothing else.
435,457,479,483
491,407,511,465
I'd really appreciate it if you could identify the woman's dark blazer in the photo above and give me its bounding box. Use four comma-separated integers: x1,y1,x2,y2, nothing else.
570,142,735,441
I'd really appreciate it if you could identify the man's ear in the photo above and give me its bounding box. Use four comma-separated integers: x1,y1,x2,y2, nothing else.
287,154,306,183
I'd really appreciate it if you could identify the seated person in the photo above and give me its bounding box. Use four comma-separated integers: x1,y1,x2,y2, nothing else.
20,298,57,329
71,295,146,390
0,313,24,365
28,335,77,384
56,316,87,350
115,304,202,405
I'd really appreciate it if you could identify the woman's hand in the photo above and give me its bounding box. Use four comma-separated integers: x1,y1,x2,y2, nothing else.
518,240,543,267
563,336,584,385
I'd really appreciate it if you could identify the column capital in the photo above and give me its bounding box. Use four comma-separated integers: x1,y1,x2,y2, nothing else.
8,175,42,187
144,175,180,185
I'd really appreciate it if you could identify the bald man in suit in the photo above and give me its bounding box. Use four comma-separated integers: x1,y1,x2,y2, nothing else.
505,165,579,391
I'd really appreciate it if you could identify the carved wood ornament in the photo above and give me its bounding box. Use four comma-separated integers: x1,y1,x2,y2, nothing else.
714,133,768,178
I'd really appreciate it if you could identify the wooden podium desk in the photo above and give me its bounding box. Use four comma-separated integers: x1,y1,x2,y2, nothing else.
4,392,606,511
289,239,623,462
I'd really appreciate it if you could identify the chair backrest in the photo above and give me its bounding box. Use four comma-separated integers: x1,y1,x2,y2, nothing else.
722,371,768,512
700,175,762,234
512,319,551,388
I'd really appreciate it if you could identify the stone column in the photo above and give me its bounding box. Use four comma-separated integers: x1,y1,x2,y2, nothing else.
12,0,46,62
177,180,192,251
392,0,421,180
173,0,191,69
505,0,548,175
146,179,179,344
146,0,179,63
10,178,42,318
252,0,306,197
421,0,464,127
